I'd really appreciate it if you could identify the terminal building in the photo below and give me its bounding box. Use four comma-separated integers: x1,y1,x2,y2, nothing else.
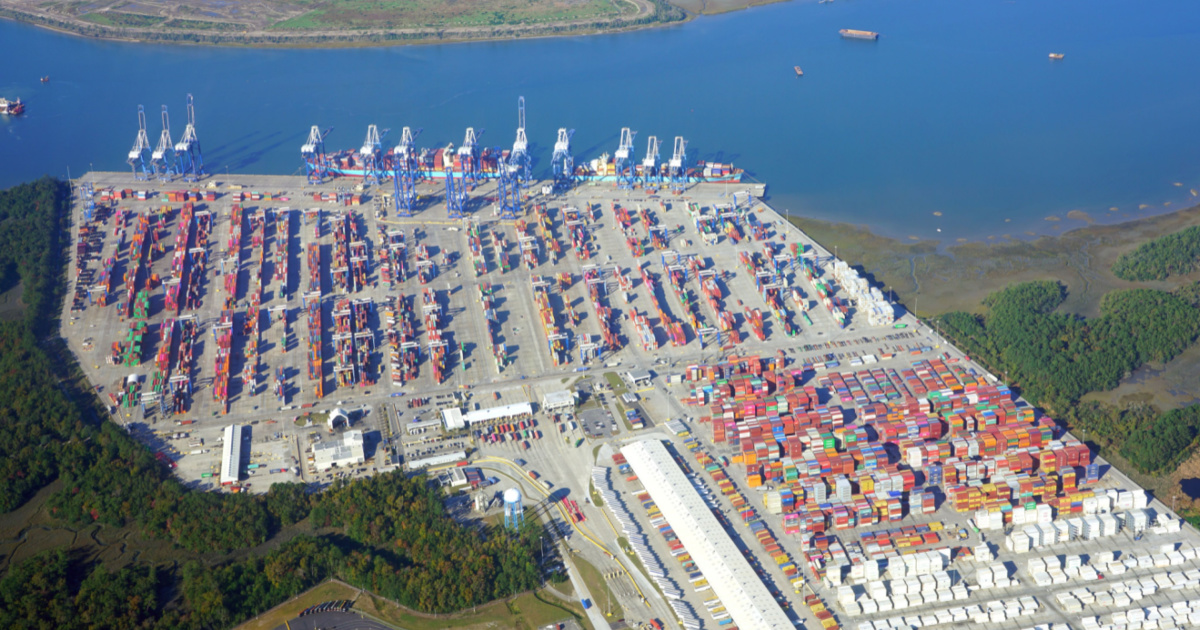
441,402,534,431
541,390,576,413
313,430,366,471
220,424,245,486
622,439,794,630
625,369,653,389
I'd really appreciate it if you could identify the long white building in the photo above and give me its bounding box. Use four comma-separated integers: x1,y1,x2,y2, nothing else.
622,439,794,630
221,424,245,485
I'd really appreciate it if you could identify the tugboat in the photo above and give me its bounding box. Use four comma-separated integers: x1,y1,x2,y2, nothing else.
0,98,25,115
1049,53,1065,60
794,66,804,77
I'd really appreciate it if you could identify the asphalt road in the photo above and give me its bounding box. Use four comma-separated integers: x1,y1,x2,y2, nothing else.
271,611,393,630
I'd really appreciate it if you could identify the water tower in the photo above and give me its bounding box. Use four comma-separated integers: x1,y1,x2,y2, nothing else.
503,487,524,530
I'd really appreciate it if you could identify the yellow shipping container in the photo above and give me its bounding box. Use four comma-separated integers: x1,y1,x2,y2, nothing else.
822,619,838,629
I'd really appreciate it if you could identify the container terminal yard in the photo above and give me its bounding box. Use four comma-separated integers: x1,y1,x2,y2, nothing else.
60,107,1200,630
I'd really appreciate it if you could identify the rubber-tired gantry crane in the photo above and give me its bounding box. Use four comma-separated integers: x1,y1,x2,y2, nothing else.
390,126,422,217
669,136,689,195
174,94,204,182
551,127,575,190
614,127,637,190
150,106,177,182
641,135,661,189
301,125,332,185
359,124,390,186
127,105,152,181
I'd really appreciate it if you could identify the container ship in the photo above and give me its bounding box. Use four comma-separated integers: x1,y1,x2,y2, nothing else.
0,98,25,115
322,146,744,184
839,29,879,40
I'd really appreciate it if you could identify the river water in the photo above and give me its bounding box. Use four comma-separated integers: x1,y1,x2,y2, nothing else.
1,0,1199,240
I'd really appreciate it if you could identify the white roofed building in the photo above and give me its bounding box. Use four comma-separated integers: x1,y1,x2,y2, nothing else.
542,390,576,413
220,424,245,486
313,430,365,471
622,439,793,630
442,402,533,430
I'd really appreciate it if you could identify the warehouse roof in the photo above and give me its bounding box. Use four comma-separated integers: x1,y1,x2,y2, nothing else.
404,450,467,470
313,430,365,471
221,425,244,485
622,439,793,630
464,402,533,424
542,390,576,409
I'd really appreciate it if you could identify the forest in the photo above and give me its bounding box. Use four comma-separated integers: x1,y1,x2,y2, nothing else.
0,178,551,627
1112,225,1200,281
936,280,1200,474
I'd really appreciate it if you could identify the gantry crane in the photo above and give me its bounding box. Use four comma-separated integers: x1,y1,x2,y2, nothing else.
456,127,484,186
510,96,531,184
390,126,422,217
497,151,523,220
150,105,176,182
127,105,152,181
641,135,661,189
301,125,332,185
359,125,390,186
614,127,637,190
174,94,204,182
552,127,575,190
444,142,467,219
669,136,689,195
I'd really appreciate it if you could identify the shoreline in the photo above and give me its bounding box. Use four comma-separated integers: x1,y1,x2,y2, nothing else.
0,2,693,50
782,201,1200,319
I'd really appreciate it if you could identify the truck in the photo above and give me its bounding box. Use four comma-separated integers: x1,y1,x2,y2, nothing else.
581,598,592,610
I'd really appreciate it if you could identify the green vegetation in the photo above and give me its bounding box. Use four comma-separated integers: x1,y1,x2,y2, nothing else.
936,280,1200,475
162,18,242,31
936,281,1200,409
0,178,555,628
356,587,590,630
79,11,165,28
1112,225,1200,281
234,580,360,630
572,555,622,620
1,0,686,47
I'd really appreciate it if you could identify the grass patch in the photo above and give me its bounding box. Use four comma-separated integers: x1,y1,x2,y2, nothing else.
79,11,164,28
355,587,590,630
603,371,628,395
616,536,651,583
571,555,622,621
162,18,242,31
553,575,575,597
589,480,604,507
233,580,360,630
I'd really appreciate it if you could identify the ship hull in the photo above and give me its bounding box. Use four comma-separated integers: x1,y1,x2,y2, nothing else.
323,165,744,184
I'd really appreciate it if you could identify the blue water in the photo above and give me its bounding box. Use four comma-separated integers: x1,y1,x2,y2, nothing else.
2,0,1199,240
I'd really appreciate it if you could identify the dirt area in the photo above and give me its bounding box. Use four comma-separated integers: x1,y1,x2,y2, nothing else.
0,0,681,47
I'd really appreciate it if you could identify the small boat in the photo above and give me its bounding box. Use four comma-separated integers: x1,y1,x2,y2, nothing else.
0,98,24,115
40,76,49,83
794,66,804,77
1049,53,1065,60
